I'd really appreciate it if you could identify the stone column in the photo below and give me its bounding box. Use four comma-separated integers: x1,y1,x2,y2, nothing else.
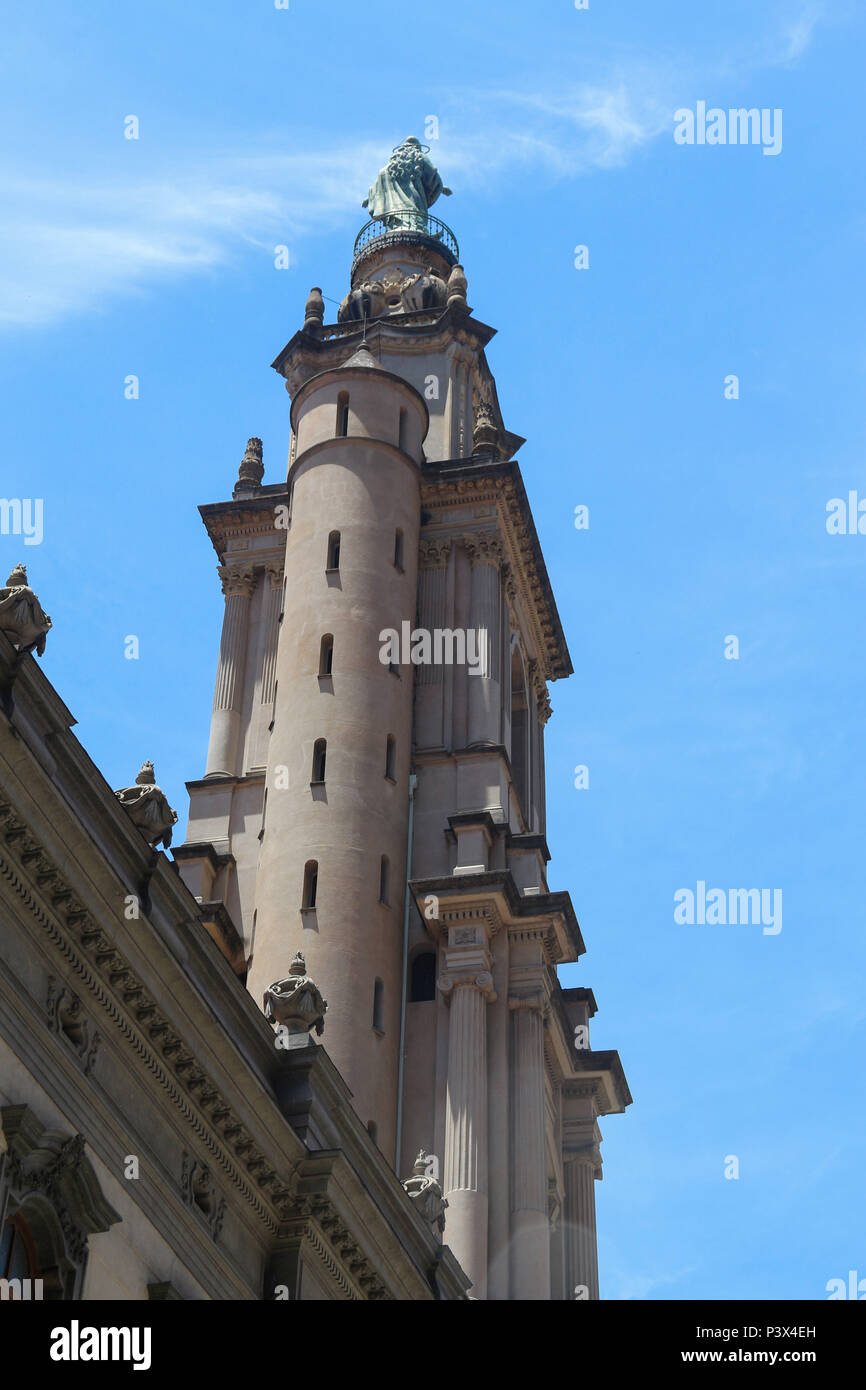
439,935,496,1300
564,1146,600,1300
464,534,502,747
205,564,255,778
509,993,551,1299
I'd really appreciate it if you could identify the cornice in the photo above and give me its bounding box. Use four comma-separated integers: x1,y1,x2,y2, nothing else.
0,799,297,1232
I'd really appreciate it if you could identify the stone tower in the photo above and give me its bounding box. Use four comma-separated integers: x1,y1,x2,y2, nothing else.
177,138,631,1301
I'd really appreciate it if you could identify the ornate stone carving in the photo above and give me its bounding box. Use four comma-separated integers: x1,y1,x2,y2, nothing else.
400,267,447,312
472,393,498,454
181,1152,226,1239
0,802,293,1231
338,280,386,323
46,977,101,1076
0,564,52,655
1,1105,120,1289
264,952,327,1036
462,532,503,568
114,761,178,849
403,1150,448,1234
418,537,451,567
233,437,264,497
217,563,255,598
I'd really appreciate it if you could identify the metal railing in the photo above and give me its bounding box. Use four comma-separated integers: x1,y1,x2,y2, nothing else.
352,213,459,266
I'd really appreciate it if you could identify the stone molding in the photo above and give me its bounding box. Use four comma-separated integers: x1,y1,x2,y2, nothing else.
0,800,293,1231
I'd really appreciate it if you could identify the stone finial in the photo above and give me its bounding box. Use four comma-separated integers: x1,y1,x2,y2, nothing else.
264,952,327,1037
472,396,498,454
0,564,52,656
233,437,264,498
446,263,467,308
403,1149,448,1234
115,761,178,849
304,286,325,328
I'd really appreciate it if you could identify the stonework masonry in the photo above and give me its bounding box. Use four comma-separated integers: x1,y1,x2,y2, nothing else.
180,191,632,1299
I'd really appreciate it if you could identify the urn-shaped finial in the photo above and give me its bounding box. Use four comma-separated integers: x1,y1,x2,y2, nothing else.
304,286,325,328
233,437,264,497
446,263,468,308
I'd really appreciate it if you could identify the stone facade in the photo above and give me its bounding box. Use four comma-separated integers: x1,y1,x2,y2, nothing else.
180,204,631,1299
0,629,468,1300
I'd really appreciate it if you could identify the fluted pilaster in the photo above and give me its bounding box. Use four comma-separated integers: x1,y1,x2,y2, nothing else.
205,565,255,777
439,961,495,1299
564,1148,600,1300
465,534,502,746
509,994,551,1299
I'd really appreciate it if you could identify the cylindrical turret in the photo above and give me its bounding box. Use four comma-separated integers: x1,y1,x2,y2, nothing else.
249,344,427,1158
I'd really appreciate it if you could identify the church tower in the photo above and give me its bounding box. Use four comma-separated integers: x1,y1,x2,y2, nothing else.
176,137,631,1300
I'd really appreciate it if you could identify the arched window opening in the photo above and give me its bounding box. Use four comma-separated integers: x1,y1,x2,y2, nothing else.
384,735,396,781
372,978,384,1031
378,856,390,905
410,951,436,1003
0,1213,38,1288
336,391,350,437
326,531,341,571
393,528,404,570
311,739,327,783
319,634,334,677
302,860,318,909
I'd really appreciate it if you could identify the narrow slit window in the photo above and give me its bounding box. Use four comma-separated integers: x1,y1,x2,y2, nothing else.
378,855,389,905
373,978,384,1031
336,391,350,437
398,407,407,451
319,634,334,676
312,738,327,783
326,531,340,571
393,528,404,570
384,735,395,781
302,860,318,909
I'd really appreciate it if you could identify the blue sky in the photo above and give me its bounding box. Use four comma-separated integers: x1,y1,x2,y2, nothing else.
1,0,864,1300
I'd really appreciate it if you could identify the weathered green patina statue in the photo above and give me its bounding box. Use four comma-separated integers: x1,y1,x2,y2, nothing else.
362,136,452,229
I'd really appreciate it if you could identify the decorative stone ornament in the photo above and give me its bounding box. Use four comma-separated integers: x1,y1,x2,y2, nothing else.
338,279,386,323
0,564,52,655
233,437,264,497
303,286,325,328
114,761,178,849
446,263,468,307
403,1149,448,1234
472,397,498,455
264,951,327,1036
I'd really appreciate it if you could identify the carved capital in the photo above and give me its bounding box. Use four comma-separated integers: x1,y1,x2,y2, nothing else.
419,537,451,567
438,968,496,1002
462,533,503,569
217,564,256,599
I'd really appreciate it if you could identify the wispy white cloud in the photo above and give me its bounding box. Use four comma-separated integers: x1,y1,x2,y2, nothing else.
0,5,830,332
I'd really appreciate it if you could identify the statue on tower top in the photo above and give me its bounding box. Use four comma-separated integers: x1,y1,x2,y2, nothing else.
362,136,452,228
